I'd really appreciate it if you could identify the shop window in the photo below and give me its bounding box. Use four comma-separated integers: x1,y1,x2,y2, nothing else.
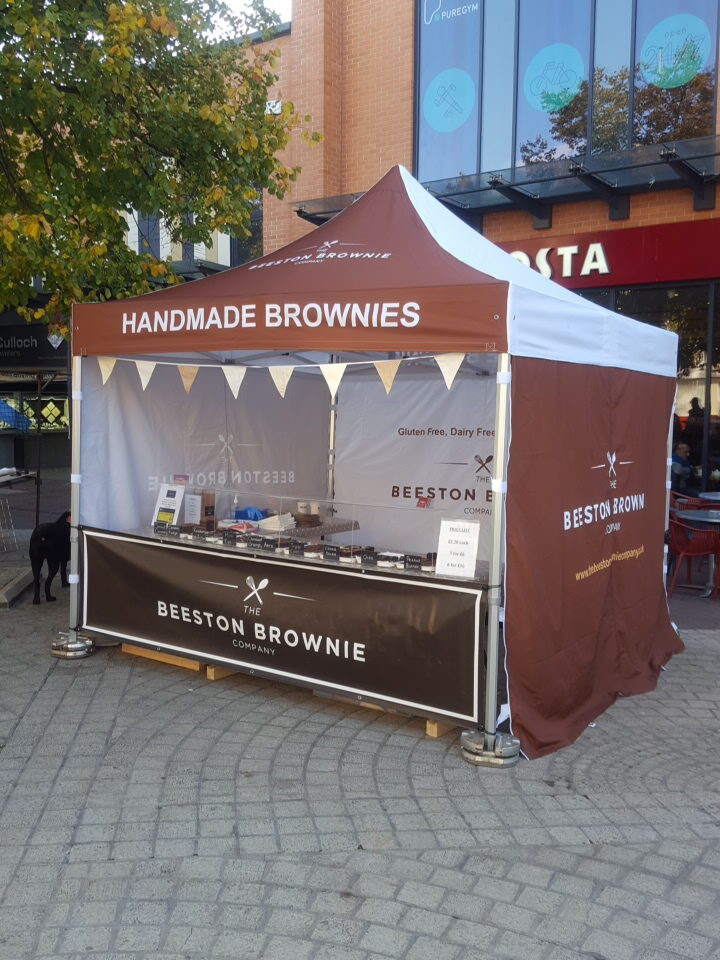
580,288,614,311
591,0,633,153
416,0,482,182
0,395,69,433
515,0,591,166
479,0,516,173
616,284,715,485
633,0,717,145
711,284,720,488
414,0,719,181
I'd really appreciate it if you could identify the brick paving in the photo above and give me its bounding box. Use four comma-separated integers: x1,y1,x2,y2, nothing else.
0,583,718,959
0,475,719,958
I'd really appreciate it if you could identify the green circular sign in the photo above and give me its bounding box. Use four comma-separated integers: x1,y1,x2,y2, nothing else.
640,14,711,89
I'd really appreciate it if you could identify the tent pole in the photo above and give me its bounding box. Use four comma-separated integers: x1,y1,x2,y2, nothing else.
53,353,93,659
34,370,43,528
665,391,676,588
461,352,519,767
327,353,337,506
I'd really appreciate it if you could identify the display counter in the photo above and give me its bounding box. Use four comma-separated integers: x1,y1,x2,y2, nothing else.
81,526,486,725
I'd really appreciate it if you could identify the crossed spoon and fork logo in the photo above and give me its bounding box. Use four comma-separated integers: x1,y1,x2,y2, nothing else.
243,576,268,604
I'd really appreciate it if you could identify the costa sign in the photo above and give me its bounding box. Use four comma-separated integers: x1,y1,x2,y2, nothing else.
498,218,720,289
508,243,609,282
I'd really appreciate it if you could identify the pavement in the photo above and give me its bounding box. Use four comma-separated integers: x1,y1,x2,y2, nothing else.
0,476,719,960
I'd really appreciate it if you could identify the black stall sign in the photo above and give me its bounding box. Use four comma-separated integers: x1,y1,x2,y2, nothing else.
81,530,484,723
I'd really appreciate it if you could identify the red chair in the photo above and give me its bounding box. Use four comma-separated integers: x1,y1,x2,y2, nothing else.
670,491,706,512
667,514,720,599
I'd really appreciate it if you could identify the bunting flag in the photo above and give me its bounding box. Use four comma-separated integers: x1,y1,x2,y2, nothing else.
178,365,199,394
435,353,466,389
135,360,156,391
268,365,294,398
319,363,347,401
373,358,402,394
222,365,247,399
97,357,116,385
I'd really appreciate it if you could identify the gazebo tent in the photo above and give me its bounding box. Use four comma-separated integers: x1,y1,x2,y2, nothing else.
71,165,682,759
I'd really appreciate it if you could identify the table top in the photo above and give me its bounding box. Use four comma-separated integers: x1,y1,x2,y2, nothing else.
684,509,720,523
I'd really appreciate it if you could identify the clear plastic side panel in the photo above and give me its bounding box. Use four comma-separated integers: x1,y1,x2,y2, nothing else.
80,353,497,585
78,359,331,533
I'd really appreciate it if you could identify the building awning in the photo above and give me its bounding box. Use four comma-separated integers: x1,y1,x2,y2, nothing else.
293,135,720,230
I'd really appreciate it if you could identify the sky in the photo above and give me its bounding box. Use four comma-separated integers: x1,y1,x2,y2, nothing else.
224,0,292,24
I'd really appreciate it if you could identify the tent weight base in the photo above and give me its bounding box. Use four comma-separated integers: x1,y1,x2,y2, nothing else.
52,632,95,659
460,729,520,768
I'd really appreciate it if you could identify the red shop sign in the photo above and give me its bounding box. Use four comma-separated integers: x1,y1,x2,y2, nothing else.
497,218,720,289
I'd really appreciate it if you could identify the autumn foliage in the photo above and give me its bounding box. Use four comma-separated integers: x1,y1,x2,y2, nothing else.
0,0,315,335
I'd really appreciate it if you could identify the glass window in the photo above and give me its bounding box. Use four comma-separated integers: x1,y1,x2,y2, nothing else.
591,0,633,153
710,286,720,490
580,288,614,310
416,1,482,182
230,214,263,267
515,0,591,166
633,0,718,145
480,0,516,172
616,285,710,482
137,213,160,258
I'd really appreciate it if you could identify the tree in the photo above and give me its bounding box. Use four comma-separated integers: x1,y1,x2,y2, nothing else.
0,0,316,335
518,65,715,163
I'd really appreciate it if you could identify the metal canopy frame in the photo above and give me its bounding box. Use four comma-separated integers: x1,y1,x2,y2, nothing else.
487,176,552,230
567,162,630,221
292,136,720,228
659,147,716,211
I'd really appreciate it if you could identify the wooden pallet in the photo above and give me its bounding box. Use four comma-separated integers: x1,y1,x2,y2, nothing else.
120,643,457,738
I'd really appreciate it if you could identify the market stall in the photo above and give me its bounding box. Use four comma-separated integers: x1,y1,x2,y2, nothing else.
70,165,682,760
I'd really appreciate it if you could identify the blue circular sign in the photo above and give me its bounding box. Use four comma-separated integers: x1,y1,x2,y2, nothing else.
640,14,711,89
523,43,584,112
422,68,476,133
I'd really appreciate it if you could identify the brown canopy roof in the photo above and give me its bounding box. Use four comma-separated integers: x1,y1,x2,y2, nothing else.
72,166,508,356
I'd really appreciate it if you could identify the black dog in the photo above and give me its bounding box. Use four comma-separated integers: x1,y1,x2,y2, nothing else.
30,511,71,604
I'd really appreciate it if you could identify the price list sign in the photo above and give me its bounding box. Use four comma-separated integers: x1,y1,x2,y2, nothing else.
435,519,481,579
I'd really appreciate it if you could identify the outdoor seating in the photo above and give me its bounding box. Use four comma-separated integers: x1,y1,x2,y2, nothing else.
667,514,720,599
669,491,706,512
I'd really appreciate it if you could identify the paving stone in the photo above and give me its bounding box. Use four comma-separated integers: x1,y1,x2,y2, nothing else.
660,928,714,959
489,900,541,935
312,916,366,947
406,936,461,960
359,923,413,957
0,595,719,960
397,879,445,910
258,935,314,960
581,929,644,960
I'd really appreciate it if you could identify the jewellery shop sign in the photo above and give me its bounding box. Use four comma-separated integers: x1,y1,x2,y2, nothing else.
81,530,484,723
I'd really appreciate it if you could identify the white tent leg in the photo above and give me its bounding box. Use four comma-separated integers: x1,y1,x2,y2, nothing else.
461,353,519,767
53,355,93,659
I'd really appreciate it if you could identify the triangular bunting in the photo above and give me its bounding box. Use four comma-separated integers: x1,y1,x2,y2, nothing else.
373,358,402,394
178,365,199,394
268,365,294,398
97,357,116,385
435,353,465,389
222,365,247,399
135,360,156,391
319,363,347,401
